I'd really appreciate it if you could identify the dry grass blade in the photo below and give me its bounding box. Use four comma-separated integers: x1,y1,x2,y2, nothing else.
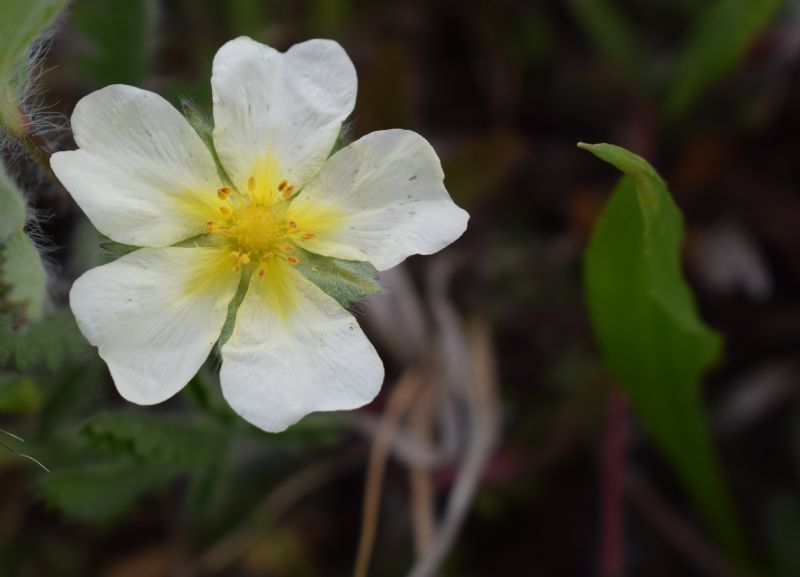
352,369,425,577
409,387,437,558
406,319,500,577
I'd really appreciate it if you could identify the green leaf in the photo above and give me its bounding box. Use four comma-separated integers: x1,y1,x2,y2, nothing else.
663,0,780,118
294,247,380,308
1,228,46,324
0,0,67,132
37,460,171,522
71,0,156,86
580,142,748,559
0,311,87,371
0,374,41,414
0,166,25,242
81,410,227,469
569,0,648,87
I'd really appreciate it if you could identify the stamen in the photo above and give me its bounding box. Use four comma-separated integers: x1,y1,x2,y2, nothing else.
239,253,251,265
282,185,294,200
280,243,293,253
288,220,297,229
287,256,300,266
278,180,288,191
220,206,230,215
217,187,230,200
233,265,241,273
207,220,218,233
247,176,256,192
301,232,316,240
258,268,265,278
229,250,241,262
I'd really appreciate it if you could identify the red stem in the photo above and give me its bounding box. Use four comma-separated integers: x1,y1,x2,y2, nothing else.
600,387,629,577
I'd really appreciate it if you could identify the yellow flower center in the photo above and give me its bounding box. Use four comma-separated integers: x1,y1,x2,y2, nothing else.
205,176,314,277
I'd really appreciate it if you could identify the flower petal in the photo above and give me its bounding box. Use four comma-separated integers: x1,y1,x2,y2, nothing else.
288,129,469,271
51,85,222,247
70,247,239,404
211,37,356,192
220,263,384,433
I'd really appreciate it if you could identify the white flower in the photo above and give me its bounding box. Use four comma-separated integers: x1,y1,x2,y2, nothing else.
51,37,468,432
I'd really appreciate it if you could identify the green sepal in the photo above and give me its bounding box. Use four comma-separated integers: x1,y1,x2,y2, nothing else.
293,247,380,308
181,96,234,187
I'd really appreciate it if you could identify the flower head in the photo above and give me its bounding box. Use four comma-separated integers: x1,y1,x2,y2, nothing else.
51,37,468,432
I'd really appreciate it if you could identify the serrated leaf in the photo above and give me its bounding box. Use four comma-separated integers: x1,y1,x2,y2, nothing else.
0,374,41,414
0,0,67,132
0,311,87,371
664,0,780,118
37,460,171,522
81,410,227,469
1,229,46,324
0,166,25,242
294,248,380,308
580,142,748,560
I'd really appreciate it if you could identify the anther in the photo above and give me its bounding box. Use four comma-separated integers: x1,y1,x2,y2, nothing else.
258,268,265,278
247,176,256,191
239,254,251,265
220,206,230,215
232,265,241,273
280,243,293,252
278,180,288,191
217,187,230,200
207,220,218,233
289,220,297,229
229,251,241,262
287,256,299,266
302,232,316,240
282,186,294,200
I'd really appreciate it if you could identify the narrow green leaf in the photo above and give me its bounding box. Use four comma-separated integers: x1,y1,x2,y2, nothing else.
580,142,748,559
1,228,46,324
569,0,648,87
664,0,780,118
0,0,67,132
293,247,380,308
0,166,25,242
81,410,227,469
37,460,171,522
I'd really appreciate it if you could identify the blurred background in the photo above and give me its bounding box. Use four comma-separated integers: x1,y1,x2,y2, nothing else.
2,0,800,576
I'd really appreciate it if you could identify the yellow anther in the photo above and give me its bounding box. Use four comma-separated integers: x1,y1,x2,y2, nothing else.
239,253,251,265
301,232,316,240
278,179,288,192
282,185,294,200
287,256,299,266
232,265,241,273
280,243,293,252
265,251,274,260
288,220,297,229
247,176,256,192
207,220,218,233
217,187,230,200
258,268,265,278
229,250,241,262
220,206,230,215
